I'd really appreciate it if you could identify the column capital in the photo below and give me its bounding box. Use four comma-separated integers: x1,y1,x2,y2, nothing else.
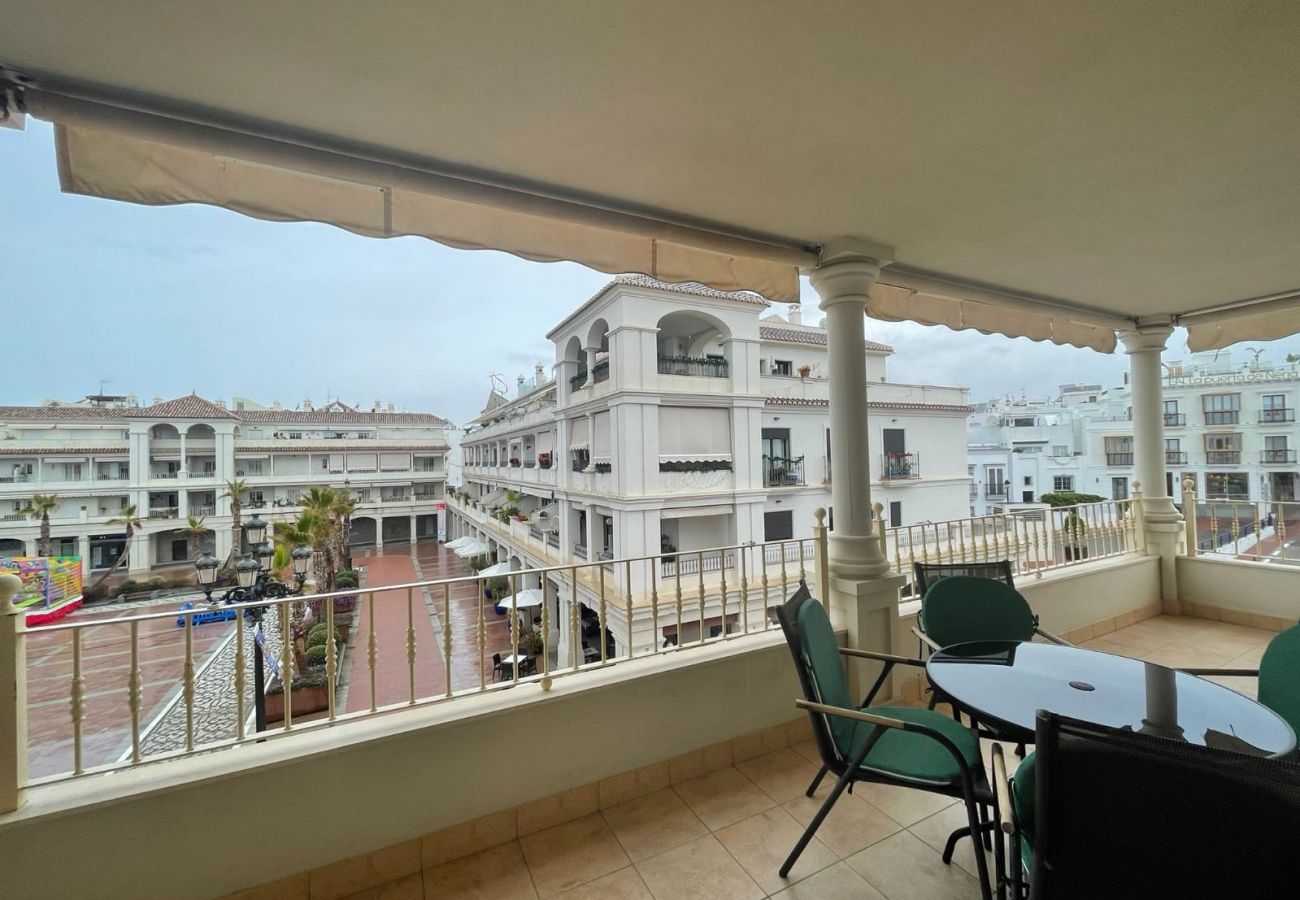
811,238,892,311
1118,324,1174,354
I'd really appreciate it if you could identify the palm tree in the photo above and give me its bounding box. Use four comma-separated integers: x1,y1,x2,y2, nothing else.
272,514,318,581
329,489,357,571
91,504,143,589
299,487,342,591
220,478,248,566
179,516,210,560
22,494,60,557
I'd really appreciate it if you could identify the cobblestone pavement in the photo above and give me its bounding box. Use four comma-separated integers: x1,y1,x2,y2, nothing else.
138,607,284,757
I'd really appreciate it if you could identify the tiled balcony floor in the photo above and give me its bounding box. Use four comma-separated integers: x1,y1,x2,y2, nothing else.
329,615,1279,900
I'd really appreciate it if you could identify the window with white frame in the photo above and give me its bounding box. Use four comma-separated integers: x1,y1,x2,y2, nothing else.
1053,475,1074,492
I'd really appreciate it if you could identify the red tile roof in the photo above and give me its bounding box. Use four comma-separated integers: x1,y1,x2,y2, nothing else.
0,406,122,420
235,443,447,453
124,394,241,419
759,325,893,353
0,445,128,455
235,410,448,425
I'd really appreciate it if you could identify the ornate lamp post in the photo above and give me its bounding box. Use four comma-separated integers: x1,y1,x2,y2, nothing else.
233,553,268,732
194,552,220,603
341,478,354,571
291,544,313,589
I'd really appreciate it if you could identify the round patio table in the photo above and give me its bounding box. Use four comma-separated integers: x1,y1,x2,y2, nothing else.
925,641,1297,758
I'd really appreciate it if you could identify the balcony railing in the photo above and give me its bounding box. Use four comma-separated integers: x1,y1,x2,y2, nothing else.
568,367,588,390
660,549,735,577
152,471,180,479
148,507,179,519
592,359,609,383
762,455,805,486
1206,450,1241,464
190,505,215,516
1261,449,1297,464
1105,452,1133,466
1261,408,1295,423
1165,451,1188,464
572,542,589,560
656,354,729,377
881,451,918,480
1204,411,1240,425
1163,412,1186,426
381,495,410,503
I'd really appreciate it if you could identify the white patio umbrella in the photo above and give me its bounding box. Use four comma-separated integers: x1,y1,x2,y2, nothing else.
477,561,515,577
495,588,544,611
446,536,473,550
453,540,489,558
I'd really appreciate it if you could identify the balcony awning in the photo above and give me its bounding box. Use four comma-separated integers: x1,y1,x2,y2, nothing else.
453,540,490,558
27,90,801,303
482,489,507,509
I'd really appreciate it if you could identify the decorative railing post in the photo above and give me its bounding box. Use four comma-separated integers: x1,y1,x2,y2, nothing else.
0,572,27,812
813,508,831,603
1182,478,1199,556
1131,481,1148,554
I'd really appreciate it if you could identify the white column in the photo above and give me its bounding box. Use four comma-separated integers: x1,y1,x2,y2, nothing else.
584,348,598,387
1119,325,1183,610
77,535,91,581
0,572,27,812
409,513,418,543
1119,326,1178,522
810,240,904,702
376,519,385,550
179,432,188,475
810,241,891,579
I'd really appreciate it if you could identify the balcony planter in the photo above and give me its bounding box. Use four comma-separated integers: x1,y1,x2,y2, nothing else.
537,453,552,469
510,458,521,467
798,364,812,378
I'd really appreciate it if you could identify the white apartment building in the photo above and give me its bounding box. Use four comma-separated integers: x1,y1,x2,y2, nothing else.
0,393,450,576
449,276,971,656
968,352,1300,512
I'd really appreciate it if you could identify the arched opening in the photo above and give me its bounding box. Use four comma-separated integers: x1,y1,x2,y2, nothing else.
149,424,180,440
152,527,216,566
185,423,215,440
350,516,377,547
655,311,731,377
0,538,27,556
185,423,217,477
585,318,611,384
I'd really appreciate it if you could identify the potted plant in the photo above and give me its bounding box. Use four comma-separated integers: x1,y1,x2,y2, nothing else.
537,452,552,469
520,629,544,660
510,457,521,467
1062,510,1089,561
798,364,812,378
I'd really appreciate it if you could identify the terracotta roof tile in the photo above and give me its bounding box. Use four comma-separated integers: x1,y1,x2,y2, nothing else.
0,445,128,455
611,274,772,305
124,395,240,419
234,409,448,425
235,443,447,453
0,406,123,420
760,324,893,353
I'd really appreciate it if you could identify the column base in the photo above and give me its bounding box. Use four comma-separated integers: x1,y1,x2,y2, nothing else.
1142,496,1182,525
827,532,893,580
828,571,906,701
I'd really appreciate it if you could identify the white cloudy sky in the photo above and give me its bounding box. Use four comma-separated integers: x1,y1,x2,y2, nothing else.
6,119,1298,425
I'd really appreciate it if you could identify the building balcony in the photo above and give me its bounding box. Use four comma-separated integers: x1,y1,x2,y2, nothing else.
762,455,805,487
190,505,215,516
147,506,178,519
1105,452,1133,466
1261,408,1295,423
880,451,919,480
1164,412,1186,426
1166,451,1188,464
1206,451,1242,465
1204,411,1240,426
656,354,729,377
7,501,1296,899
1261,449,1297,464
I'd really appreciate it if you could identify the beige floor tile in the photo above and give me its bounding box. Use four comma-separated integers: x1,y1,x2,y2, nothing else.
1226,644,1269,668
635,835,764,900
789,739,822,767
770,861,887,900
602,788,709,862
849,779,957,828
339,872,424,900
714,806,839,895
846,830,983,900
552,866,652,900
519,813,631,898
223,873,309,900
600,763,672,808
518,784,601,836
908,802,995,882
422,808,517,869
310,840,422,900
421,842,537,900
735,748,821,804
672,767,776,831
781,784,903,859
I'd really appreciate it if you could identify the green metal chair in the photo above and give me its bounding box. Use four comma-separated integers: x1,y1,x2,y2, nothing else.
1181,621,1300,736
776,581,998,898
913,571,1069,654
991,711,1300,899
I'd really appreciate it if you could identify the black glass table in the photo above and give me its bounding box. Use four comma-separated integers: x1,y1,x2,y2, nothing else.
926,641,1297,758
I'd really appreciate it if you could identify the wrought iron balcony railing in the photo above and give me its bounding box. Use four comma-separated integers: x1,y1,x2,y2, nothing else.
1261,408,1295,423
1165,451,1188,464
1261,448,1297,464
881,451,919,480
1205,450,1241,464
656,354,729,377
762,455,805,486
1163,412,1186,426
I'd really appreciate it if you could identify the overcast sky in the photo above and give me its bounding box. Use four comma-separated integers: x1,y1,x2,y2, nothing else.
6,120,1298,426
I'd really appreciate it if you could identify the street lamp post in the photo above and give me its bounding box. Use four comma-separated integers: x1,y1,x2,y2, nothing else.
342,478,354,571
234,554,267,732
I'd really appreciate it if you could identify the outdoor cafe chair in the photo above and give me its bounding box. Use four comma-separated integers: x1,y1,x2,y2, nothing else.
1181,621,1300,736
990,710,1300,899
912,564,1070,654
777,581,998,899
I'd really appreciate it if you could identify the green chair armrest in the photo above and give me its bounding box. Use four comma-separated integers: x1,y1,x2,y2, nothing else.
839,646,926,668
1180,667,1260,677
912,624,942,652
1034,626,1071,646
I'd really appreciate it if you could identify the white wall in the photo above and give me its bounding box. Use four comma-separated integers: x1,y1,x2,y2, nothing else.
1176,555,1300,624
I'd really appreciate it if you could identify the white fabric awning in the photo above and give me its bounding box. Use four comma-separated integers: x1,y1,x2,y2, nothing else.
1183,296,1300,351
32,88,800,303
478,561,515,576
528,504,558,532
868,281,1120,353
481,489,506,508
